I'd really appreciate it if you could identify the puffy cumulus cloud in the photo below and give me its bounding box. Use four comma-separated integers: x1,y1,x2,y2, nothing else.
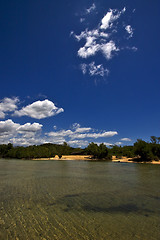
101,41,119,60
17,123,42,133
0,119,20,136
0,119,118,148
121,138,131,142
100,8,126,30
125,25,133,38
81,62,109,77
72,6,136,79
0,119,43,145
0,119,42,136
13,99,64,119
0,97,19,119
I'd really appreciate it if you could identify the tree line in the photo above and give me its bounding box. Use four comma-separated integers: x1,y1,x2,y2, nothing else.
0,136,160,161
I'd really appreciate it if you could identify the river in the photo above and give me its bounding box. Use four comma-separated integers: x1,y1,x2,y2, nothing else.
0,159,160,239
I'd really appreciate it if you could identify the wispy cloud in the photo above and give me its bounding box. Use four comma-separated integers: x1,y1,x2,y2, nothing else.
80,62,109,77
121,138,131,142
46,123,118,140
13,99,64,119
86,3,96,14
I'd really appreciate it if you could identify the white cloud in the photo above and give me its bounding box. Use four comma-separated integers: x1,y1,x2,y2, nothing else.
72,6,136,79
0,119,43,145
125,25,133,38
0,119,20,136
47,130,73,137
0,97,19,119
17,123,42,133
115,141,122,145
78,42,100,58
101,41,119,59
81,62,109,77
80,63,87,74
68,140,89,147
100,8,126,30
121,138,131,142
0,119,42,136
86,3,96,14
75,127,92,133
89,62,109,76
70,131,118,139
0,118,118,148
13,99,64,119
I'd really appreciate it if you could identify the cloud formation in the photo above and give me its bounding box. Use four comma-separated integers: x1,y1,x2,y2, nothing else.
72,6,136,78
0,119,43,145
121,138,131,142
100,8,126,30
0,119,120,147
81,62,109,77
125,25,133,38
0,97,19,119
14,99,64,119
47,123,117,140
86,3,96,14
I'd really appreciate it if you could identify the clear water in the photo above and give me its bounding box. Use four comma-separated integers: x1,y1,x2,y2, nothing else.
0,159,160,240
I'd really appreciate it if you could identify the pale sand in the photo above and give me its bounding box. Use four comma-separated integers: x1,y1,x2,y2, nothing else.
32,155,93,161
112,156,160,164
32,155,160,164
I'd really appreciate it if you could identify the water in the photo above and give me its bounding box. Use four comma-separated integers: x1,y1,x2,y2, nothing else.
0,159,160,240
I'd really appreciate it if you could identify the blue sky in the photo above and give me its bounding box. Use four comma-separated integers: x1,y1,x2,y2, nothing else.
0,0,160,147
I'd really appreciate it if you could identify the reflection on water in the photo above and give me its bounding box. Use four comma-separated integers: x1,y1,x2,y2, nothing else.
0,159,160,239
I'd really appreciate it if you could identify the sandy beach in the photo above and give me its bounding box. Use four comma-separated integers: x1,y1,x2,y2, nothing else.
112,156,160,164
32,155,93,161
32,155,160,164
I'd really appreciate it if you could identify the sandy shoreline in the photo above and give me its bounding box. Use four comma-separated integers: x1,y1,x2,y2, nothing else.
112,156,160,164
32,155,93,161
32,155,160,164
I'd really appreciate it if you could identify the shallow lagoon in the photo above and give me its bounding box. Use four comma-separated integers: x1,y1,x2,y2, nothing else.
0,159,160,240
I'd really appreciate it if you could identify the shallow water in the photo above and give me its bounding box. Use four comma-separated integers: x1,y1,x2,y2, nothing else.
0,159,160,240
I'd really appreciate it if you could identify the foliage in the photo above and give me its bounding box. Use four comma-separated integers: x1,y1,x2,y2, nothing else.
85,142,109,159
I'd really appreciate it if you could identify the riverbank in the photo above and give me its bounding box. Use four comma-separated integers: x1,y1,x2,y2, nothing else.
112,156,160,164
32,155,160,164
32,155,93,161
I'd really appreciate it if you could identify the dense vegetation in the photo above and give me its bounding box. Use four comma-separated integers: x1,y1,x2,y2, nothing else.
0,136,160,161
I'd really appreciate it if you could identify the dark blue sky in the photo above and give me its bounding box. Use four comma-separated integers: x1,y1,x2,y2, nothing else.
0,0,160,147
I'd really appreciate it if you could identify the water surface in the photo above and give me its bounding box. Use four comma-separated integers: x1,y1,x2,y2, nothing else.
0,159,160,239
